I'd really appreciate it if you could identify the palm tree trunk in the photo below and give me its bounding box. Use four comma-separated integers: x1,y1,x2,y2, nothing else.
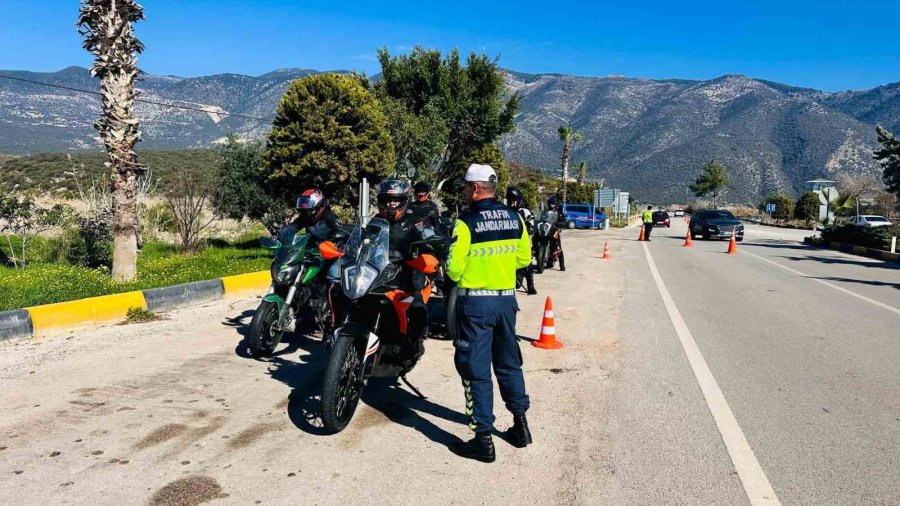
561,141,570,203
78,0,146,281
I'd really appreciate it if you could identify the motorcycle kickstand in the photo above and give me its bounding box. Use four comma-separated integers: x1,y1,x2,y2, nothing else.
400,374,427,400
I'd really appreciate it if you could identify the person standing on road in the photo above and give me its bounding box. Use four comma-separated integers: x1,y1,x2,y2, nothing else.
408,181,440,229
446,164,533,463
506,186,538,295
642,205,654,241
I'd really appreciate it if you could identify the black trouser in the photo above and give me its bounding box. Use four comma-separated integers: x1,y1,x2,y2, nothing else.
516,266,535,292
643,222,654,240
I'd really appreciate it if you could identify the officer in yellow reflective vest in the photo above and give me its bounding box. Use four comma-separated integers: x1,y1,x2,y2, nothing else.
642,205,654,241
446,163,533,463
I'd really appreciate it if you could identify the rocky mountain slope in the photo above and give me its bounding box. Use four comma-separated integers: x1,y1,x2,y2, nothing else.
1,66,897,202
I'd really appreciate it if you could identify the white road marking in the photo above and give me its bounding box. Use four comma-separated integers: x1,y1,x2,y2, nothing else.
642,242,781,506
741,249,900,316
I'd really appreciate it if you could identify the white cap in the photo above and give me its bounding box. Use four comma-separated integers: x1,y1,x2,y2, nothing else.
464,163,497,182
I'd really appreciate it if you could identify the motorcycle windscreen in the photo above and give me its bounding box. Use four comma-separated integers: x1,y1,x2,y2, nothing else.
540,210,559,223
340,218,391,299
273,233,310,266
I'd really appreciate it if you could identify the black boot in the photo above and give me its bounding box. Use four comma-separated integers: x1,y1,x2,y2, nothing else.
506,413,533,448
450,432,496,463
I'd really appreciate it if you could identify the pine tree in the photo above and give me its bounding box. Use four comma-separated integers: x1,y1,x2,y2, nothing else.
264,74,395,208
874,126,900,200
689,160,730,208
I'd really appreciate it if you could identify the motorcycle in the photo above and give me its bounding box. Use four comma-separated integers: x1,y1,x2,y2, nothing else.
246,230,337,358
317,218,440,433
533,209,562,274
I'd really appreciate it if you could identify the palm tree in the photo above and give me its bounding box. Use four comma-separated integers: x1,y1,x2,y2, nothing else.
828,191,856,223
577,161,588,184
557,126,583,203
77,0,146,281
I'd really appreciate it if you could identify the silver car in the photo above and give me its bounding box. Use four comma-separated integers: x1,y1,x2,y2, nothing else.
847,215,893,228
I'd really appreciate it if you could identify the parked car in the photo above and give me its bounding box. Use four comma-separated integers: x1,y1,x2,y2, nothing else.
652,211,671,228
689,209,744,241
847,215,893,228
673,209,685,217
561,203,606,229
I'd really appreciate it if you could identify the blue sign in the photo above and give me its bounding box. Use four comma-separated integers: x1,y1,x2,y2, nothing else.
766,203,776,213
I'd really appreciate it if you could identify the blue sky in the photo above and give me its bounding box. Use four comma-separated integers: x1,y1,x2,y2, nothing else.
0,0,896,91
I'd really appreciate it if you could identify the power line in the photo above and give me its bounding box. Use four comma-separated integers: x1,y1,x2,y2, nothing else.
0,73,272,123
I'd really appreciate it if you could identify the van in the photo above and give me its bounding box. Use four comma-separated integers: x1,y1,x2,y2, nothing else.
561,203,606,229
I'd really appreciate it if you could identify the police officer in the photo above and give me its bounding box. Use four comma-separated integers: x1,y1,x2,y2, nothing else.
642,205,654,241
447,164,533,463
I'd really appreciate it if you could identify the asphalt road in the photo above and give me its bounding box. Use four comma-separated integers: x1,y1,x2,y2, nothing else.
1,221,897,505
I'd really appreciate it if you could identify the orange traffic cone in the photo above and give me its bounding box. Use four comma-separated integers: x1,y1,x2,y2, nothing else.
638,225,645,241
532,297,563,349
684,230,693,248
727,231,738,255
602,242,611,259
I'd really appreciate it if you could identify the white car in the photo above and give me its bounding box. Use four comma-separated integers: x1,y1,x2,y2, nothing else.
847,215,893,228
673,209,685,217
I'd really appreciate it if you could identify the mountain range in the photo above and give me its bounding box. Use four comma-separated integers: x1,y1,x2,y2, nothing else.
1,65,898,202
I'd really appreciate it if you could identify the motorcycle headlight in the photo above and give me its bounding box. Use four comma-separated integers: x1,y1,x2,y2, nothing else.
343,265,379,300
538,223,550,235
274,265,297,284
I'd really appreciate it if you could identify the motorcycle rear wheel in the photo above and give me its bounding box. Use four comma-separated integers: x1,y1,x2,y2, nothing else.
247,300,283,358
321,333,366,433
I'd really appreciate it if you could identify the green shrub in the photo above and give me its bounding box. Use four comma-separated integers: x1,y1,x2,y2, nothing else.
67,211,113,268
795,192,820,222
821,224,893,250
124,307,161,324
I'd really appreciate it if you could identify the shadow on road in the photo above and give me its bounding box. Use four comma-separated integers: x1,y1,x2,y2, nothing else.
779,254,900,270
225,304,467,443
362,379,465,446
812,276,900,290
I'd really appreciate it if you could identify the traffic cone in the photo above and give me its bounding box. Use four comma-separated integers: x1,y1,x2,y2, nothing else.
602,242,611,259
532,297,563,349
727,231,738,255
684,230,693,248
637,225,645,241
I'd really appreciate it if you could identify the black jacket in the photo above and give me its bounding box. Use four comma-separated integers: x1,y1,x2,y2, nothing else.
408,199,439,229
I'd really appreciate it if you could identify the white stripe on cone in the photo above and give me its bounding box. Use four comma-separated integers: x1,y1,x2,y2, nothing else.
541,326,555,334
544,311,554,318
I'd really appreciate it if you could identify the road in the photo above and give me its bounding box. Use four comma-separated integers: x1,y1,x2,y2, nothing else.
1,220,898,505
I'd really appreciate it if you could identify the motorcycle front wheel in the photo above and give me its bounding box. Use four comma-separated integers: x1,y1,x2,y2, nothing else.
445,286,459,341
321,334,366,433
247,300,283,358
535,245,547,274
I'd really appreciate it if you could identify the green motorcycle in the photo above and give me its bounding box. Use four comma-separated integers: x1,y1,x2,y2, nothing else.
246,231,335,358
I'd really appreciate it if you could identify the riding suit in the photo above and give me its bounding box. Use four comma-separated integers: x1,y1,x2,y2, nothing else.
515,207,537,294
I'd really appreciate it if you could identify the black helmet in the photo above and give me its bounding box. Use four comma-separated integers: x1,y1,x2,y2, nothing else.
547,195,560,210
295,188,327,226
413,181,432,194
506,187,525,208
376,179,410,220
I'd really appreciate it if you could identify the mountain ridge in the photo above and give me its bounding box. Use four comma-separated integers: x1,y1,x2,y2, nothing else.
1,65,898,202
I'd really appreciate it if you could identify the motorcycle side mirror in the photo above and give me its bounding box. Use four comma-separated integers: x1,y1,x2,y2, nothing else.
259,237,280,249
319,240,344,260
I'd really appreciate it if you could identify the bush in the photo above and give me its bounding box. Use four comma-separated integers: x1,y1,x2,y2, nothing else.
795,192,820,222
67,211,113,268
761,193,795,221
821,224,894,250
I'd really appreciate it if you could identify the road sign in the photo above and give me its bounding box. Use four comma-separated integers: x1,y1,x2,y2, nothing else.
766,203,776,213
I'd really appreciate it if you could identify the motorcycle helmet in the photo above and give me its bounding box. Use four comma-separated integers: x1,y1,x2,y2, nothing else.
295,189,327,226
413,181,432,202
547,195,560,210
376,179,411,221
506,187,525,208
